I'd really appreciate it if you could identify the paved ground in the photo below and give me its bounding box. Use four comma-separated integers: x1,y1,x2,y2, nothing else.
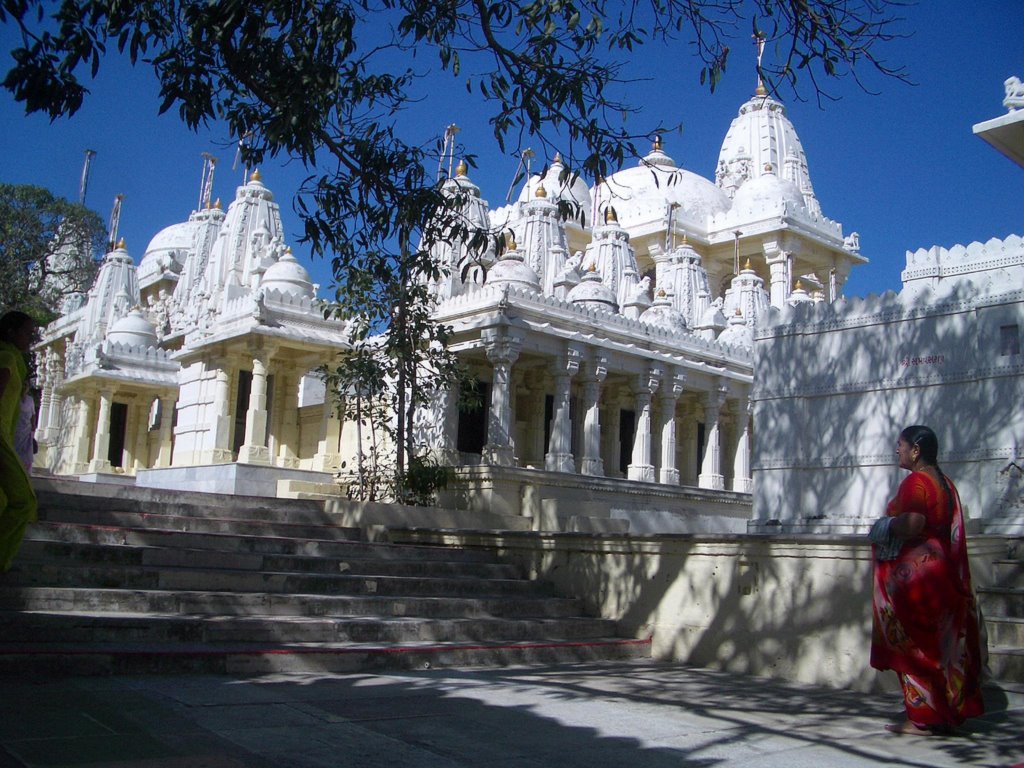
0,661,1021,768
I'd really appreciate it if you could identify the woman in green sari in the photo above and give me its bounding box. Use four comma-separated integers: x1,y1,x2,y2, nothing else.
0,311,37,570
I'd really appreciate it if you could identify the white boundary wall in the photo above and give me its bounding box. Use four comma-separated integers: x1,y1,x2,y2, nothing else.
752,235,1024,534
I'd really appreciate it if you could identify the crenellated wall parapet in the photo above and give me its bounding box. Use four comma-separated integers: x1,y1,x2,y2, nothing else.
901,235,1024,299
757,283,1024,341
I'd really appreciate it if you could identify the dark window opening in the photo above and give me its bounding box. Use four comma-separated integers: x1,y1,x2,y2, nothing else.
1000,324,1021,357
108,402,128,468
619,409,635,475
233,370,252,455
696,422,706,478
456,380,489,454
543,394,554,450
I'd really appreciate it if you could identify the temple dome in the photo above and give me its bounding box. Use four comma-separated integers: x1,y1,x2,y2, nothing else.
106,308,158,348
730,168,806,216
596,139,730,229
717,311,754,348
260,250,314,298
641,291,688,333
487,248,541,292
138,221,196,289
518,154,592,223
567,268,617,311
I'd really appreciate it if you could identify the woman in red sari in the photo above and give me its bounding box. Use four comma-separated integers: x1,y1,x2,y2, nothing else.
870,425,984,734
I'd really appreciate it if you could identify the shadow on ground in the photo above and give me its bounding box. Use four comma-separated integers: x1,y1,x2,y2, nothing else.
0,661,1020,768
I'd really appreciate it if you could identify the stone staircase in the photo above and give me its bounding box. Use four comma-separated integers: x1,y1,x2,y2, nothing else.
978,537,1024,683
0,478,648,675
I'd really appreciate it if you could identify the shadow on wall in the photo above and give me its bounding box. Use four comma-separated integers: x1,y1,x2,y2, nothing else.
501,531,881,690
752,281,1024,529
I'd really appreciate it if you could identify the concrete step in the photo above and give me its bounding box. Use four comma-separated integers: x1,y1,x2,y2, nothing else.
17,539,520,580
0,610,617,645
0,587,588,619
986,616,1024,647
978,586,1024,618
10,478,646,676
4,560,553,598
34,512,366,548
34,477,329,522
988,646,1024,683
992,559,1024,588
28,520,499,563
0,636,651,676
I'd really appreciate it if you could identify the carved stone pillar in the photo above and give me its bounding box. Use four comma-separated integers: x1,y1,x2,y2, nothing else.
71,397,92,473
276,368,301,468
210,362,235,462
764,242,792,308
238,354,271,465
580,354,608,476
699,385,727,490
657,369,685,484
311,398,342,472
35,353,53,445
627,367,661,482
436,386,461,466
482,331,522,467
126,401,146,471
156,395,176,468
832,263,851,300
39,350,66,448
732,397,753,493
545,346,581,473
88,389,114,473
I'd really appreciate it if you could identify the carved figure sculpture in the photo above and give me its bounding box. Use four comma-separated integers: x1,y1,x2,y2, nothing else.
1004,76,1024,111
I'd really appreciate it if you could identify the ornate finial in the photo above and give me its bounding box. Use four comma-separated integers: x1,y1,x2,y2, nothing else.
652,134,663,152
754,32,768,96
744,257,752,270
735,307,743,316
115,237,126,249
604,205,618,224
553,152,563,164
536,183,547,198
588,263,597,273
214,198,222,209
503,229,517,251
794,279,804,290
657,288,667,298
455,158,468,177
763,162,774,173
251,168,262,182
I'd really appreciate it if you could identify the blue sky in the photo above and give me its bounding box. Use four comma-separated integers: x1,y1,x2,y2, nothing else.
0,1,1020,299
